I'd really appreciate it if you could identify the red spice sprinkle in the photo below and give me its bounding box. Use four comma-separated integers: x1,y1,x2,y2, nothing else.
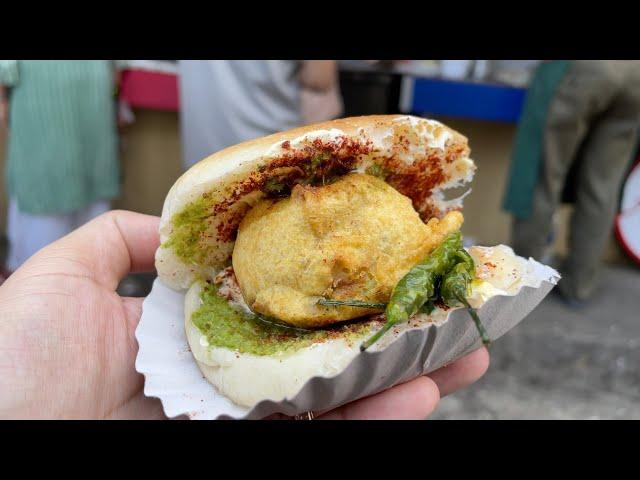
211,136,373,242
200,134,468,242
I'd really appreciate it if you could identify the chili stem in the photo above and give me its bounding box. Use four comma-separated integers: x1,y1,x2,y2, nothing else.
254,313,314,333
360,321,397,351
317,298,387,309
457,295,491,347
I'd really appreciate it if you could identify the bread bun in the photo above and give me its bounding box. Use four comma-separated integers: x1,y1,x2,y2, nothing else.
156,115,474,290
184,280,374,407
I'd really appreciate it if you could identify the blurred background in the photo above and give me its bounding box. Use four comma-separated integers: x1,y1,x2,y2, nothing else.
0,60,638,419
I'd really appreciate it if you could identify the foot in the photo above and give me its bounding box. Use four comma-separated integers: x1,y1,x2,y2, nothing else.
560,295,588,310
540,253,563,270
553,286,588,311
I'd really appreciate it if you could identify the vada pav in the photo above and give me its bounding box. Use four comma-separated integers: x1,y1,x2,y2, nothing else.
156,115,530,407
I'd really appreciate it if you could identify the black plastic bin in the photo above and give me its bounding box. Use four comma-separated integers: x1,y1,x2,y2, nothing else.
339,70,402,117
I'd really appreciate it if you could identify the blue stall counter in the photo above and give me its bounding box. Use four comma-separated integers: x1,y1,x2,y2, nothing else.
400,76,527,123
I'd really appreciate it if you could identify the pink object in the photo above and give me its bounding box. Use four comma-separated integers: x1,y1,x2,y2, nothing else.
615,159,640,266
119,69,179,112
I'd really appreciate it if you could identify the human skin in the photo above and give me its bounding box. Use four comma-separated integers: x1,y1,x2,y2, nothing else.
0,210,489,419
299,60,338,93
0,85,7,132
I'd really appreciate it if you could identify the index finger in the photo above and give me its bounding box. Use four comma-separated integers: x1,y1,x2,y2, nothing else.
28,210,160,290
318,376,440,420
427,347,490,397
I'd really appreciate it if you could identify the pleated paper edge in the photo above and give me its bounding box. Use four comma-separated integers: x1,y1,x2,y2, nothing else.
135,257,559,420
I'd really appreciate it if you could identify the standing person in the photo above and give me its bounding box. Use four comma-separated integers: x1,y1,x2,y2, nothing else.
503,60,640,305
0,60,121,274
178,60,338,169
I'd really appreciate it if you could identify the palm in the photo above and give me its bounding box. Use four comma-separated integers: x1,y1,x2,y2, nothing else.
0,211,164,419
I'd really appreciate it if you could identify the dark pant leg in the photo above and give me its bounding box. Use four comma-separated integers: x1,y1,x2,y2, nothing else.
512,61,613,260
512,179,557,260
562,62,640,300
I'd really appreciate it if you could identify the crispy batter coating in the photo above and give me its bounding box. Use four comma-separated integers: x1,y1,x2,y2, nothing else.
232,173,463,328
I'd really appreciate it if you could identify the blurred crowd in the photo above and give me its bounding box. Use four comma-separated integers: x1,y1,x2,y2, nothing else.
1,60,639,306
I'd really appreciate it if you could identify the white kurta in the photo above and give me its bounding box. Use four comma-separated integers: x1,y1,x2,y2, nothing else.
178,60,304,169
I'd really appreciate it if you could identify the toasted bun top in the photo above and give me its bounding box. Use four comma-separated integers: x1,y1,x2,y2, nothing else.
156,115,475,290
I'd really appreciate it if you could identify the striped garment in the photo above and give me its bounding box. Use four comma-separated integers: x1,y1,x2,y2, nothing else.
0,60,120,214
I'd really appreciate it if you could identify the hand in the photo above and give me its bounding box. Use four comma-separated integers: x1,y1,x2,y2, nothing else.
0,97,7,132
117,99,135,131
0,210,489,419
299,60,338,93
0,210,165,419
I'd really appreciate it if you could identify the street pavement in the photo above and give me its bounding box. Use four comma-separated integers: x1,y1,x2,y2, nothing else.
430,264,640,419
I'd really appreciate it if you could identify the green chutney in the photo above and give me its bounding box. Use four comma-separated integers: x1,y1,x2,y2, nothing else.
191,283,378,356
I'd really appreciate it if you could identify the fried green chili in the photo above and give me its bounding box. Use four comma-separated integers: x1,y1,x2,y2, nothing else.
441,260,491,347
318,232,492,350
454,248,475,275
360,232,463,350
419,300,436,315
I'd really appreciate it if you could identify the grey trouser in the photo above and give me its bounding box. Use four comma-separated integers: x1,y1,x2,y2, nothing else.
512,61,640,300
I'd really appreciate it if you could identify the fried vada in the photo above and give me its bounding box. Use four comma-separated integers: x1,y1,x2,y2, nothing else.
233,173,463,328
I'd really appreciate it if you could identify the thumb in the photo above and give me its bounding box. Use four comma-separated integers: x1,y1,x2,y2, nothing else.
18,210,160,291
